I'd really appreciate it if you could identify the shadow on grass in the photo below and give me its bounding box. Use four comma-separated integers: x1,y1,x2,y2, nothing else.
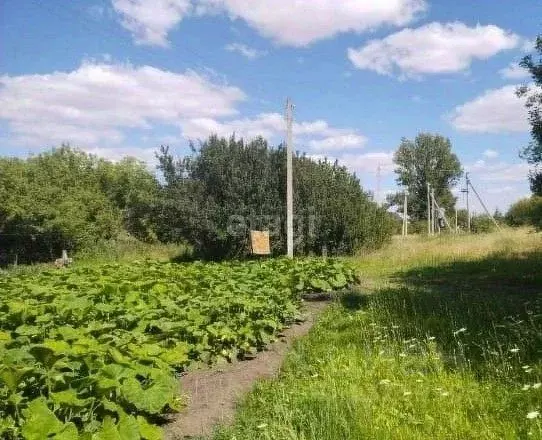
355,249,542,380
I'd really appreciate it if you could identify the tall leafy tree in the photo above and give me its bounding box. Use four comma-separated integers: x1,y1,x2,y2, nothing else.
388,133,462,221
155,135,393,260
518,35,542,195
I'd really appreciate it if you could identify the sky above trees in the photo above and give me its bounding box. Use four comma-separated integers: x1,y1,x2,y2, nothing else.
1,0,541,211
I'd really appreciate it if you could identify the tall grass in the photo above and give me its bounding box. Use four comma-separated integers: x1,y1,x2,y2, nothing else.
213,228,542,439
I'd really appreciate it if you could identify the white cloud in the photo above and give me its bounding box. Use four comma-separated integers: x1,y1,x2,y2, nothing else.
182,112,368,155
112,0,426,47
112,0,191,46
348,22,520,78
225,43,267,59
448,85,529,133
340,151,395,174
483,149,499,159
198,0,426,46
499,62,530,80
0,61,245,147
467,160,531,183
308,134,367,150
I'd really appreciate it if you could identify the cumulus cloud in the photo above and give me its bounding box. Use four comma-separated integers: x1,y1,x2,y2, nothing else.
483,149,499,159
112,0,191,46
182,112,368,154
201,0,426,46
225,43,267,59
448,85,529,133
308,134,367,150
348,22,520,78
499,62,530,80
113,0,426,47
0,61,245,147
468,160,531,183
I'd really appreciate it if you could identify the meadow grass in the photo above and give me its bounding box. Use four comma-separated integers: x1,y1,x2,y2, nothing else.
212,229,542,439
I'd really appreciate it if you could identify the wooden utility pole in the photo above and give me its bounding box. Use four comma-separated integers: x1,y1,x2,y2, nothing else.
431,188,436,235
465,173,471,233
285,98,294,258
376,164,382,206
402,190,408,236
468,178,501,231
427,182,431,235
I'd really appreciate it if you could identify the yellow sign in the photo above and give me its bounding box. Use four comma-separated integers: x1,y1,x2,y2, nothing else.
250,231,271,255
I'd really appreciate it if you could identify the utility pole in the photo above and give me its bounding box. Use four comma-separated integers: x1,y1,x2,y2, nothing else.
285,98,294,258
427,182,431,235
402,190,408,237
468,178,502,231
455,208,458,233
431,188,436,235
465,173,471,233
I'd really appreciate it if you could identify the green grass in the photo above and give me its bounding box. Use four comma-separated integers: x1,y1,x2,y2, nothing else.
213,229,542,440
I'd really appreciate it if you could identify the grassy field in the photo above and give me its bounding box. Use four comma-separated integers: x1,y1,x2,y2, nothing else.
213,229,542,440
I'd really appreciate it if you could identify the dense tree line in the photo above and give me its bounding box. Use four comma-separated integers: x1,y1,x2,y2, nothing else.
0,138,394,264
0,147,157,265
155,136,394,259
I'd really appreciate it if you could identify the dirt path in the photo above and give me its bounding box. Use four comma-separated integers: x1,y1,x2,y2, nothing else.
164,301,329,439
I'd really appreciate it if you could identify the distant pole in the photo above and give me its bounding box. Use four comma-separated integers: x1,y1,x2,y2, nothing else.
285,98,294,258
431,188,436,235
427,182,431,235
465,173,471,233
468,178,502,231
455,208,458,233
403,191,408,237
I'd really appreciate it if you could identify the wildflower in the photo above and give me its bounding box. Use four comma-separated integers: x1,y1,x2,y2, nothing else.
510,348,520,353
453,328,467,336
416,379,423,383
427,336,436,341
526,411,539,420
379,379,391,385
403,391,412,396
399,353,407,358
441,391,450,397
523,384,532,391
533,383,541,389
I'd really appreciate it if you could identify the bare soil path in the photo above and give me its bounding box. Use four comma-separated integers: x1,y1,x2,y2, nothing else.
164,300,329,439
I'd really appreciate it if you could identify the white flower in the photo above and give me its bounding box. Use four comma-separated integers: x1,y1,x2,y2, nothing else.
526,411,539,420
510,348,520,353
399,353,407,358
441,392,450,397
453,328,467,336
379,379,391,385
523,384,532,391
257,423,268,429
403,391,412,396
427,336,436,341
533,383,541,389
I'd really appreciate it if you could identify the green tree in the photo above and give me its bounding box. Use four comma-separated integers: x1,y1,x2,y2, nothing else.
518,35,542,195
0,146,159,264
155,135,393,260
388,133,463,222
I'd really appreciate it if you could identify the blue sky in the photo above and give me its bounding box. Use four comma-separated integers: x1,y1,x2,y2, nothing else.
1,0,541,212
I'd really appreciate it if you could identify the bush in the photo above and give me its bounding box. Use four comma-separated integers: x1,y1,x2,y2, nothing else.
154,136,394,259
506,196,542,230
470,215,497,234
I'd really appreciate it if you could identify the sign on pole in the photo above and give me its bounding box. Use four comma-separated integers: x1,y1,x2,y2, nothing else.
250,231,271,255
